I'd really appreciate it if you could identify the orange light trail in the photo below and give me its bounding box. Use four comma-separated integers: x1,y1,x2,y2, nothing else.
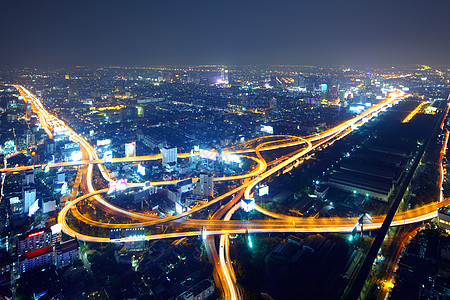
440,103,450,130
402,101,426,123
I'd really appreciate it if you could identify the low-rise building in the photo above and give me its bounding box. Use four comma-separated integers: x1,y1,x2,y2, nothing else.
176,279,215,300
328,171,394,202
55,239,79,269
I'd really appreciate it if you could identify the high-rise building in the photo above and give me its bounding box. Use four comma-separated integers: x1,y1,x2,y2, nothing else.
319,83,328,93
27,131,35,147
376,76,384,87
220,68,229,84
330,84,340,98
23,186,36,214
161,147,177,166
44,138,55,155
23,170,34,185
68,81,79,103
42,198,56,213
294,76,305,88
364,77,371,89
193,174,214,197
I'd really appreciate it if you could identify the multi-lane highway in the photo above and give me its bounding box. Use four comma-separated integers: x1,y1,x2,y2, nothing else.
13,85,449,300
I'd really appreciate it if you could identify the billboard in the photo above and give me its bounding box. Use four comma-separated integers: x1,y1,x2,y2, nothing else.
261,125,274,134
125,142,136,157
349,105,365,114
64,142,80,150
51,223,62,235
221,153,241,164
53,126,66,135
258,185,269,196
97,139,111,146
199,149,217,161
9,197,20,204
241,198,255,212
71,151,83,162
108,179,128,194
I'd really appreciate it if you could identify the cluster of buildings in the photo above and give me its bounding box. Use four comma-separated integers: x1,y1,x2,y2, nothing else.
259,234,359,299
3,166,69,227
18,227,79,274
136,239,215,300
390,229,450,298
4,66,401,157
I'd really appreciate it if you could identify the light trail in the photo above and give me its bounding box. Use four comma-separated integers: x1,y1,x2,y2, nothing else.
247,92,406,219
386,226,421,290
57,201,448,243
441,103,450,130
439,129,449,202
13,85,424,299
218,201,243,300
401,101,426,123
13,85,270,225
41,88,412,238
219,233,237,300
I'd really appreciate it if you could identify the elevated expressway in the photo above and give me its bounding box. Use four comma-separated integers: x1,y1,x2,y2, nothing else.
51,89,445,241
15,85,441,239
13,85,449,300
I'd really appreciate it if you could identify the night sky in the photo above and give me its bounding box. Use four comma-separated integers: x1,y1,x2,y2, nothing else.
1,0,450,67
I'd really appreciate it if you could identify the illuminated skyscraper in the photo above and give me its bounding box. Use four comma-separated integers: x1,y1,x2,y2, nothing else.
220,68,229,84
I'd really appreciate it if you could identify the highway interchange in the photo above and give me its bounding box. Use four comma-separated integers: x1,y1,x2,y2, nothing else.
8,85,450,299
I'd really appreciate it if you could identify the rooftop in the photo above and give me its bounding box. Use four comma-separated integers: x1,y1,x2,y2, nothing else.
57,239,79,253
438,206,450,216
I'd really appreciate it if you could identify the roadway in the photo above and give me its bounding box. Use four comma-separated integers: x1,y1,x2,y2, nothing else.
15,85,445,300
